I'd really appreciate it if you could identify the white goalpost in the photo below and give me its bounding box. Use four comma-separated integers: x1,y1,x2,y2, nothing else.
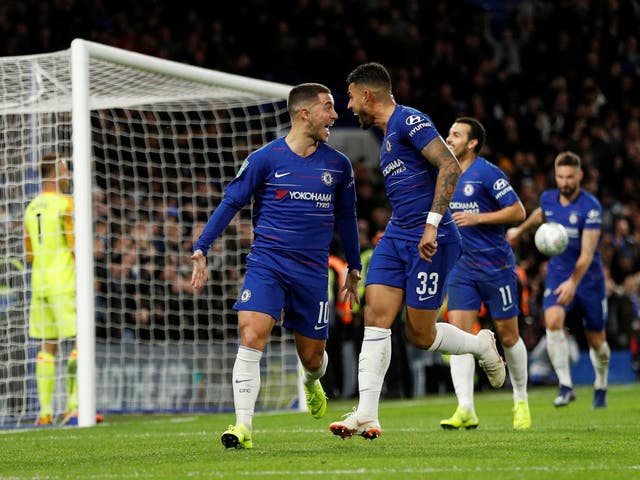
0,39,304,428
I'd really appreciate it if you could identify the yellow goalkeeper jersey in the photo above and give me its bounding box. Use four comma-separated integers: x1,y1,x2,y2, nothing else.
24,192,75,293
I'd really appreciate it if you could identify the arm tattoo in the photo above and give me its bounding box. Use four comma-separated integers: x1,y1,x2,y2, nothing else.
423,137,461,215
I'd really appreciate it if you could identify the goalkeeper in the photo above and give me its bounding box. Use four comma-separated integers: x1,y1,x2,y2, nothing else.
24,155,79,425
191,83,361,449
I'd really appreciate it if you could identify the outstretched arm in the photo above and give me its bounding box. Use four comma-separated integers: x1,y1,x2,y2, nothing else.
506,206,544,245
190,199,242,291
453,200,526,227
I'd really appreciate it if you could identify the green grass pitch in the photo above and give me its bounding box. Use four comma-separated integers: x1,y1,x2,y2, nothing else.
1,384,639,479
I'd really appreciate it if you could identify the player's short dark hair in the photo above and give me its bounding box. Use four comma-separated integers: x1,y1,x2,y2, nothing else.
554,151,581,169
455,117,486,153
287,83,331,117
346,62,392,91
41,153,59,179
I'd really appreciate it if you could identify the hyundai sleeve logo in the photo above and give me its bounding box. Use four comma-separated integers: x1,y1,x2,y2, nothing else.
405,115,423,125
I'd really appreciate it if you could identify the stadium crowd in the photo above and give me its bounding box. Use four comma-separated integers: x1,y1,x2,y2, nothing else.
2,0,639,393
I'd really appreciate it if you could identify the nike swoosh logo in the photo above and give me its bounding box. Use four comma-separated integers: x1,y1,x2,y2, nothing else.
275,172,291,178
502,305,514,311
355,419,374,427
234,379,251,383
418,295,435,301
314,324,326,330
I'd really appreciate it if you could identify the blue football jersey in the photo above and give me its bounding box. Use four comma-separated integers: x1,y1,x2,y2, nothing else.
195,136,360,270
449,157,520,272
379,105,459,244
540,188,604,280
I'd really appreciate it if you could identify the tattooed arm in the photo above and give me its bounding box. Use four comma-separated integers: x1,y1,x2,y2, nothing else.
418,136,462,262
423,136,462,215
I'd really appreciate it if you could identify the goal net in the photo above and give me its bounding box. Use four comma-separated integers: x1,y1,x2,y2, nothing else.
0,40,300,427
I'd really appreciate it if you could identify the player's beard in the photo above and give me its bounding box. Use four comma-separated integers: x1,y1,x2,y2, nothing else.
559,184,578,199
357,114,373,130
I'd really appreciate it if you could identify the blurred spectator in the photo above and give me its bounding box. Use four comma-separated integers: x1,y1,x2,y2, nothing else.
610,216,639,284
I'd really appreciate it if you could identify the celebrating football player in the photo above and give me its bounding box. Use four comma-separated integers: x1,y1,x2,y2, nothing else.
507,151,609,409
441,117,530,430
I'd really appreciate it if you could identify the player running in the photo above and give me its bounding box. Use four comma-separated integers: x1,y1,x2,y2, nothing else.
329,63,505,441
191,83,361,449
507,151,609,409
440,117,530,430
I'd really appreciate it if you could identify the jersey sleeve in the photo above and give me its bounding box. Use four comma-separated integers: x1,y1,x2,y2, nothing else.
223,152,270,207
400,109,440,152
334,155,361,272
484,162,520,209
539,190,552,221
583,194,603,231
194,153,269,256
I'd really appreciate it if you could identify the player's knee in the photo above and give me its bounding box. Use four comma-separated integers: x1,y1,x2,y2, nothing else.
405,324,435,349
544,309,565,330
239,329,268,351
496,329,518,348
545,320,563,331
300,356,322,372
363,309,395,328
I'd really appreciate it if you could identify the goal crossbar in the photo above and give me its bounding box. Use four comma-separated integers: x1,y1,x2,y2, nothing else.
76,40,292,99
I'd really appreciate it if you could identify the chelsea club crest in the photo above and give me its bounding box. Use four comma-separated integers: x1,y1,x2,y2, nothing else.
239,289,252,302
321,171,334,186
